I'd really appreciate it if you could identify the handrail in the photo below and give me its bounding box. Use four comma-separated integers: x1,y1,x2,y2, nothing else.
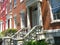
11,27,30,38
23,25,42,39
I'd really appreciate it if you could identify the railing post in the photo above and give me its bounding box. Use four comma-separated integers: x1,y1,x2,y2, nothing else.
2,37,11,45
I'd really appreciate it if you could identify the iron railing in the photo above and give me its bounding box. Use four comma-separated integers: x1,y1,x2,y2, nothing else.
23,25,45,42
2,25,45,45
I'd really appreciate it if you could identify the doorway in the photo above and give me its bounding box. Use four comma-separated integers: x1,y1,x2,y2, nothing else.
29,5,40,27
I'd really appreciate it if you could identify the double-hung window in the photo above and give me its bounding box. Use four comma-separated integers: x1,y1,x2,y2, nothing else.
49,0,60,22
14,0,17,8
20,10,26,28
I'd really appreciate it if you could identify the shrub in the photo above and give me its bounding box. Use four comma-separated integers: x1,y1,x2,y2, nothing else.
24,40,48,45
1,29,17,37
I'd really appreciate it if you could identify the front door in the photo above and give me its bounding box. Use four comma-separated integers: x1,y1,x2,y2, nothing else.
31,6,40,27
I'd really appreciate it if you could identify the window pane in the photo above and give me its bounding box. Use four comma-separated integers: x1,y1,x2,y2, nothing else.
14,0,17,4
49,0,60,20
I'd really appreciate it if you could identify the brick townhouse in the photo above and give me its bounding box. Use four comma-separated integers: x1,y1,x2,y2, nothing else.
0,0,60,44
42,0,60,45
6,0,27,30
8,0,60,44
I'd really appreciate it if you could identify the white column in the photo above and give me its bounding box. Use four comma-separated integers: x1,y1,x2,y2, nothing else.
0,22,2,32
37,2,43,26
2,22,4,31
21,18,24,28
1,22,2,32
0,22,3,32
14,19,16,29
27,7,31,28
0,23,1,32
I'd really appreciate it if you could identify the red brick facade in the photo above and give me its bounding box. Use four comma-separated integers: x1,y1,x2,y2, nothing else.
0,0,60,31
7,0,27,30
42,0,60,30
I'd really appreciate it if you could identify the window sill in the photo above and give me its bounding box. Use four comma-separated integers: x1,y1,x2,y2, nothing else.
51,20,60,23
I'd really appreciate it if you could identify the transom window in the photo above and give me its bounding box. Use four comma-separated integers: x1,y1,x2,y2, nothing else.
49,0,60,20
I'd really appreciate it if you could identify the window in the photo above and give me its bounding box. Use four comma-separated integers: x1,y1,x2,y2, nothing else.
14,0,17,8
20,10,26,28
49,0,60,22
10,3,12,11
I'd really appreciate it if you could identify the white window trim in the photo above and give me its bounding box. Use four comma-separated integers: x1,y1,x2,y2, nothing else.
40,0,42,2
10,0,12,3
0,21,3,32
20,0,23,3
48,1,60,23
14,15,17,29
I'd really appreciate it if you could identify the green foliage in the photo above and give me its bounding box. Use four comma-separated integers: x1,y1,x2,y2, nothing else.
0,32,4,37
24,40,48,45
1,29,17,36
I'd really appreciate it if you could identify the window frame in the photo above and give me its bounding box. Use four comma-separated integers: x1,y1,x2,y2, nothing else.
48,0,60,23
